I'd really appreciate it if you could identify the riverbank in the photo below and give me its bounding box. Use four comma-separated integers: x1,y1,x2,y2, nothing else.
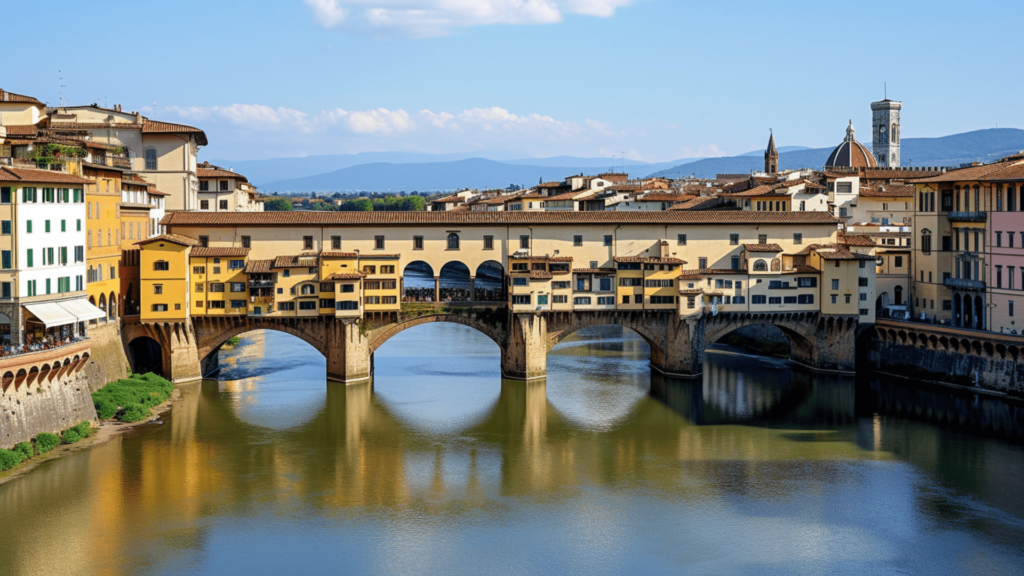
0,387,182,487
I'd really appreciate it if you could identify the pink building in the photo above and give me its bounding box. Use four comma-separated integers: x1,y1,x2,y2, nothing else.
990,191,1024,334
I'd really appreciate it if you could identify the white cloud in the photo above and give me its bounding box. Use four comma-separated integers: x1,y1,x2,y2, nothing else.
323,107,415,133
167,104,311,130
304,0,632,36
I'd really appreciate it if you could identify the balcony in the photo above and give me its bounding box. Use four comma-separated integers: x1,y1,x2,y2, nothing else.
948,211,986,222
944,277,986,290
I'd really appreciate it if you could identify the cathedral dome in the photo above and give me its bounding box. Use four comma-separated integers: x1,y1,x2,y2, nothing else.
825,120,877,169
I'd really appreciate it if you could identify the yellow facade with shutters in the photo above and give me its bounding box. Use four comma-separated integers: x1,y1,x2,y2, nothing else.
137,237,191,322
82,163,123,318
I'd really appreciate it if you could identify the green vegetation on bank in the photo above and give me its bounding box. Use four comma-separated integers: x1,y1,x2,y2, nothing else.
225,336,242,347
0,422,92,472
92,373,174,423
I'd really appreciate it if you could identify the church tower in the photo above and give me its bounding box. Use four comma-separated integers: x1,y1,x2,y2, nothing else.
764,131,778,174
871,99,902,167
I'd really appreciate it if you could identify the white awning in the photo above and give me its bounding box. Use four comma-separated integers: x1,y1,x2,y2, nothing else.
23,303,78,328
58,299,107,322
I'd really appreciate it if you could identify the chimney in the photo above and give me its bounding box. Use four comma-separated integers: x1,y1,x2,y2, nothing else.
660,240,670,259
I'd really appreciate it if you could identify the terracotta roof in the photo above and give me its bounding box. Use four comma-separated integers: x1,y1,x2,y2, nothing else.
162,211,842,228
196,162,248,182
142,119,208,145
544,189,594,202
668,196,723,211
432,194,466,204
679,288,705,295
860,168,944,180
358,253,401,260
244,259,274,274
573,268,615,274
0,166,90,184
274,255,318,268
792,265,819,274
136,233,200,247
837,233,877,247
320,251,358,259
678,268,749,279
859,183,914,198
324,272,365,281
614,256,686,265
0,89,43,105
537,181,569,188
796,243,873,261
743,243,783,253
724,185,782,198
914,159,1024,184
637,193,688,202
511,256,573,262
190,247,249,258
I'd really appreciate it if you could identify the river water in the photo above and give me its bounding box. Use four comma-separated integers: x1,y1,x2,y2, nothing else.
1,325,1023,575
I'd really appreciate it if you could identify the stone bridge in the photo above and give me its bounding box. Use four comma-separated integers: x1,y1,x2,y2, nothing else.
121,309,858,384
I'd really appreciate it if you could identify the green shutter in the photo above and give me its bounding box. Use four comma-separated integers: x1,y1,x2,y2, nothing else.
26,220,31,233
26,249,32,267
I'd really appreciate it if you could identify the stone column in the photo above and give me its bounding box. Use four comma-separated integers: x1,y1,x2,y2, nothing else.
434,277,440,302
470,277,476,303
326,318,371,384
650,315,702,377
164,322,202,384
501,313,547,380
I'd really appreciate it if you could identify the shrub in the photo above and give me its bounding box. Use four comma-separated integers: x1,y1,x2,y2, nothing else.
14,442,33,460
72,421,91,437
36,433,59,454
92,373,173,422
0,449,26,471
61,429,83,445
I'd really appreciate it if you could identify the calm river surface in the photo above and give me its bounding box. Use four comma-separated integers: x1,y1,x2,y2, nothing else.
2,325,1024,575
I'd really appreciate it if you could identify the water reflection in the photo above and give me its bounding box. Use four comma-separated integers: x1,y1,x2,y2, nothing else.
0,326,1022,575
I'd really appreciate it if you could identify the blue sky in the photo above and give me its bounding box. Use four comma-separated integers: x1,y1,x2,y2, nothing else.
4,0,1022,162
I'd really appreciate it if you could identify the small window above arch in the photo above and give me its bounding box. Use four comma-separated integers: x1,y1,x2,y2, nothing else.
144,148,157,170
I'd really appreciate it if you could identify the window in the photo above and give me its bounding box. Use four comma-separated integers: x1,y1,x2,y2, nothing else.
512,295,531,305
553,295,568,304
230,282,246,292
797,277,817,288
199,236,209,247
574,234,583,247
227,260,244,271
304,236,314,250
380,265,395,275
242,236,251,248
448,233,460,250
279,302,295,311
154,261,170,271
210,283,225,292
208,301,225,309
200,200,210,210
199,180,210,192
619,278,642,287
752,295,766,304
144,148,157,170
362,265,376,275
645,279,675,288
844,294,852,304
341,284,355,293
219,200,228,210
299,301,318,310
604,235,613,247
596,296,614,305
195,282,205,293
677,234,687,246
219,180,229,192
337,301,359,310
375,236,385,250
231,300,247,309
793,233,802,245
0,188,8,203
331,236,341,250
894,256,903,268
193,266,206,274
753,259,767,272
860,293,868,301
413,236,424,250
573,297,592,305
26,220,31,234
1,251,9,269
758,234,768,244
730,234,739,245
152,304,168,312
831,279,839,290
513,277,528,286
699,257,708,269
1,282,9,298
1010,301,1015,317
599,278,613,291
798,294,814,304
520,235,530,250
300,284,316,295
650,296,675,304
859,277,869,287
769,297,782,305
783,296,797,304
484,235,494,250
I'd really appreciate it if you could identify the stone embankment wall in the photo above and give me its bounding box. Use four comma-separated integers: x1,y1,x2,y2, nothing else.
864,321,1024,395
84,322,130,392
0,343,98,449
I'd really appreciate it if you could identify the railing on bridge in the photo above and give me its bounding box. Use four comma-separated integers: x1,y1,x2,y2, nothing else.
944,277,986,290
948,211,987,222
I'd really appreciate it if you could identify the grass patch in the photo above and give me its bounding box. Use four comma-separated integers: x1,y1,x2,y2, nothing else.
61,421,92,445
0,423,91,473
225,336,242,347
35,433,59,454
92,373,174,423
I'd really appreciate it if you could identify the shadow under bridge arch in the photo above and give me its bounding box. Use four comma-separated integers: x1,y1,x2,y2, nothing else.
192,317,329,377
545,311,668,371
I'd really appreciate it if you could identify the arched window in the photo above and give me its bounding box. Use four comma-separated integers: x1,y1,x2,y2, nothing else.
891,123,897,143
153,260,169,271
300,284,315,295
921,229,932,255
447,233,460,250
753,259,768,272
144,148,157,170
88,231,93,248
894,285,904,306
771,258,781,271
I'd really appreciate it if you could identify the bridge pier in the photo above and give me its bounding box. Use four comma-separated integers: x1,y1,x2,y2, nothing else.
502,313,548,380
650,315,703,378
327,320,372,384
123,320,202,384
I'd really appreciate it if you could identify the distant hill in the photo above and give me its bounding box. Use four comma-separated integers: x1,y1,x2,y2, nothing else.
262,158,620,193
649,129,1024,179
738,145,810,157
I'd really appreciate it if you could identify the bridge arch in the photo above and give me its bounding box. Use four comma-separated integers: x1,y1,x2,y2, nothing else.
702,312,824,369
438,261,472,302
475,260,505,302
368,313,504,353
402,260,435,301
192,317,329,368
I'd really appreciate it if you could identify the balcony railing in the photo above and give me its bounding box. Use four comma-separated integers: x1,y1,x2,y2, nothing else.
948,211,986,222
944,277,986,290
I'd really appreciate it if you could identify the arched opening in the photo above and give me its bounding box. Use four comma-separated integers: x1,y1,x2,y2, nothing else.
108,291,117,320
402,261,435,302
753,260,768,272
953,294,962,327
474,260,505,302
128,336,164,376
1,371,12,393
439,261,471,303
974,295,984,330
711,323,794,359
447,233,460,250
98,294,108,323
894,285,903,306
126,282,139,315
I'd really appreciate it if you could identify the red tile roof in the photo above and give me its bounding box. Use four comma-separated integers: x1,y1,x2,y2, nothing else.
837,233,877,247
196,161,249,182
321,251,358,259
324,272,366,281
0,89,43,105
274,254,319,268
142,120,208,146
162,210,842,227
915,159,1024,184
2,125,39,136
136,233,200,247
743,243,783,253
190,247,250,258
678,268,750,279
244,259,274,274
0,166,91,185
859,183,914,198
614,256,686,265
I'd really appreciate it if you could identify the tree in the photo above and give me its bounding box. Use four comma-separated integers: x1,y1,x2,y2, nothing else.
263,197,294,211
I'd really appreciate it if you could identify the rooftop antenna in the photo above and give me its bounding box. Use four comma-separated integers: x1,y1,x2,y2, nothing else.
58,70,66,107
884,82,887,100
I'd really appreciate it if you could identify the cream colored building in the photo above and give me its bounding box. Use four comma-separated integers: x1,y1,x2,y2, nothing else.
196,161,263,212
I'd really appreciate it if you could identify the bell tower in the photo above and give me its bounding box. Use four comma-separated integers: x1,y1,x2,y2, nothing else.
764,131,778,174
871,99,901,167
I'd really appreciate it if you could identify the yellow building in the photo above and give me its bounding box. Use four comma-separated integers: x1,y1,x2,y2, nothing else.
82,162,124,321
189,248,250,317
137,234,197,322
